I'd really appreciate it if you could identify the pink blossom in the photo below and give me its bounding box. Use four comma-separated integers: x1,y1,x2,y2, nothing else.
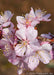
23,41,52,71
0,11,15,48
0,36,19,65
35,9,51,21
16,7,51,28
41,33,54,59
0,11,14,38
0,11,13,27
15,26,38,57
0,9,52,75
14,24,52,71
1,37,29,73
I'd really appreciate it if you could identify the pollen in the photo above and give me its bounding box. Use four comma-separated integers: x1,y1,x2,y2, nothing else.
20,41,28,48
26,21,30,25
23,41,26,45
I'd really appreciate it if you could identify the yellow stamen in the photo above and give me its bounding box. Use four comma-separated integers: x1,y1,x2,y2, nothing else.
20,41,28,48
26,21,29,25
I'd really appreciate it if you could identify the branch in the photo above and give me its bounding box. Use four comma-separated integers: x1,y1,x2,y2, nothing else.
37,36,54,43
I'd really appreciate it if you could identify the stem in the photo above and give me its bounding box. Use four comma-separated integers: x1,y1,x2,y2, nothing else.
37,36,54,43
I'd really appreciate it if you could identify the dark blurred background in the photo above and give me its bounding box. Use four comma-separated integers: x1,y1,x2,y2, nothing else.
0,0,54,75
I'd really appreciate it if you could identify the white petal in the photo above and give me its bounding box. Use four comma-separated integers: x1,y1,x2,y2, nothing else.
28,7,35,20
42,14,51,21
15,28,26,40
8,56,19,65
2,22,11,27
25,13,29,20
31,20,40,26
25,7,35,21
17,24,26,29
3,28,9,35
41,43,52,51
25,45,34,56
26,27,38,41
0,16,6,24
28,55,39,71
30,39,41,51
38,50,51,64
16,16,26,24
4,10,13,21
35,9,45,17
15,44,26,56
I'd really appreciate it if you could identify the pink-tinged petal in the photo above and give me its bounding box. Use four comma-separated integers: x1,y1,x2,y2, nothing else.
8,55,19,65
0,27,2,30
0,38,14,57
15,44,26,56
2,22,11,27
16,16,26,24
10,22,14,28
44,14,51,18
9,22,15,34
3,43,13,57
2,28,14,45
17,23,26,29
0,38,8,45
15,28,26,40
28,8,35,21
38,50,51,64
41,41,49,45
30,39,42,51
0,39,8,49
0,16,5,24
35,9,44,17
31,20,40,26
25,7,35,21
29,7,35,17
0,11,13,24
4,10,13,21
50,50,53,59
41,43,52,51
41,33,54,39
50,50,54,59
8,58,19,65
3,28,9,35
26,27,38,41
25,13,29,20
25,45,34,56
28,55,39,71
35,9,42,15
42,14,51,21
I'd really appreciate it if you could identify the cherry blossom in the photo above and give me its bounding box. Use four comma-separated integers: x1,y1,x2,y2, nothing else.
16,7,51,28
15,26,38,57
41,33,54,60
0,11,15,48
0,9,53,75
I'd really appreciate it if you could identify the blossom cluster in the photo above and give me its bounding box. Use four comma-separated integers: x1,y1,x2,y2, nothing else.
0,8,54,75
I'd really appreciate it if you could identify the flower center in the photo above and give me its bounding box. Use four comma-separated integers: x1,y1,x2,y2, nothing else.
20,40,29,49
23,40,28,46
26,20,31,27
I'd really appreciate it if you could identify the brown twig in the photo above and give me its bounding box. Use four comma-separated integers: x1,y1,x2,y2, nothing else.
37,36,54,43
